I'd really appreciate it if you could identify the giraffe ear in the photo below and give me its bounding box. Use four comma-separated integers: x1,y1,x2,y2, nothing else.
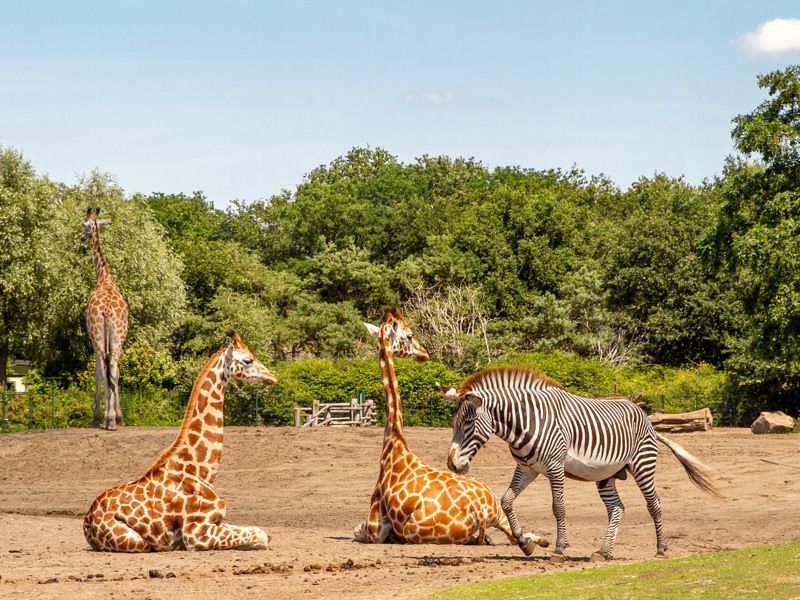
392,307,403,320
436,382,459,403
97,219,110,227
86,207,92,217
363,323,380,339
95,207,100,216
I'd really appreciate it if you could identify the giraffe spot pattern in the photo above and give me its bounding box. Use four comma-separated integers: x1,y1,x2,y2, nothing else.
83,339,271,552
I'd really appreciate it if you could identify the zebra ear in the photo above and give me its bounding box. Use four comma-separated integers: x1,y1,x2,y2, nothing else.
465,392,483,409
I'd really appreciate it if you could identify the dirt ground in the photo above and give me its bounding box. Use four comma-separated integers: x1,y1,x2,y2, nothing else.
1,425,799,599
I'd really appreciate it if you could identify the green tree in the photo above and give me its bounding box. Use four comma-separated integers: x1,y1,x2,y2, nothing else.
603,174,733,366
703,65,800,421
42,173,186,371
0,147,58,387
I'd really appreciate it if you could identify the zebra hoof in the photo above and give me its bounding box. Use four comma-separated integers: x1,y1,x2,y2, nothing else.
656,550,667,558
549,553,566,565
590,551,609,562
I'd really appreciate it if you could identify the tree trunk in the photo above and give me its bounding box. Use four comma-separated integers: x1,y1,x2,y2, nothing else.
648,407,713,433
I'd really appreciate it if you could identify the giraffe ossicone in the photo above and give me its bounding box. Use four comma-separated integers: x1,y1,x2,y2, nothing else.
83,331,277,552
82,207,128,430
354,308,547,550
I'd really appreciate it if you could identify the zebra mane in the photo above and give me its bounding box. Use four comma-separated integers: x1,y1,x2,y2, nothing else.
459,366,564,397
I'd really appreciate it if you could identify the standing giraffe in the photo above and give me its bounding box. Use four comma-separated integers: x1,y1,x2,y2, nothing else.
83,331,276,552
81,207,128,430
354,308,549,552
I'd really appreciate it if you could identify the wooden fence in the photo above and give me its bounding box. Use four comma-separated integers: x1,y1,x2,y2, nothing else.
294,397,377,427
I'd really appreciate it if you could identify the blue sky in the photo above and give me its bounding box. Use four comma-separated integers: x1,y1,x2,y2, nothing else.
2,1,800,208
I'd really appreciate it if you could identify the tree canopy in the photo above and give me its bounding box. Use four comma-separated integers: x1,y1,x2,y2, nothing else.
3,66,800,425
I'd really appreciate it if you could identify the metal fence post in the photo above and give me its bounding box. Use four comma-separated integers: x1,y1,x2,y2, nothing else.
429,394,433,427
28,393,33,430
51,380,56,429
1,392,5,434
254,390,259,426
695,394,698,411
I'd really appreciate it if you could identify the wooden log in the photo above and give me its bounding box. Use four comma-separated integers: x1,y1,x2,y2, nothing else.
648,407,713,433
294,407,301,428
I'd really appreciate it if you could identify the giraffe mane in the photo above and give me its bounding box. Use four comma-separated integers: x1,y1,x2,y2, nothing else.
459,365,564,398
148,345,227,472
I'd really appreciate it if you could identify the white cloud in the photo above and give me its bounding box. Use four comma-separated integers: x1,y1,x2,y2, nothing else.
735,18,800,57
403,92,474,104
423,92,457,103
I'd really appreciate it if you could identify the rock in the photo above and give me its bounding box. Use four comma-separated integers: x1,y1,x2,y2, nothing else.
751,411,795,434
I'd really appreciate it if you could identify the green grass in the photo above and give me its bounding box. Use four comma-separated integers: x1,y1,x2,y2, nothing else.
424,542,800,600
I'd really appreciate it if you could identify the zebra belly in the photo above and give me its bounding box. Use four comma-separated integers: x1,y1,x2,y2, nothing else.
563,453,626,482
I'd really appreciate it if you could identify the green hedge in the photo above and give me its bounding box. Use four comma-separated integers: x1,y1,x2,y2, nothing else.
7,352,732,431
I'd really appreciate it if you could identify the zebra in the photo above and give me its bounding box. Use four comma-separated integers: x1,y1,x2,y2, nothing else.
440,366,722,563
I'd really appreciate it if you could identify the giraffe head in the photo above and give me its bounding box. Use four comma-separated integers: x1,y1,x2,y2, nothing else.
81,207,110,241
364,308,429,362
223,330,278,385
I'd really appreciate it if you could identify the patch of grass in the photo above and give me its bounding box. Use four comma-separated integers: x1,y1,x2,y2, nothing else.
424,542,800,600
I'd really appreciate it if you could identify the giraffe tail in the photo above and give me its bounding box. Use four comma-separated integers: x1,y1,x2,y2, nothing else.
102,313,116,399
655,432,724,498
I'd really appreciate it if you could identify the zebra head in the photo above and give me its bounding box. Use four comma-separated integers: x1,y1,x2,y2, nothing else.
364,308,429,362
444,386,493,475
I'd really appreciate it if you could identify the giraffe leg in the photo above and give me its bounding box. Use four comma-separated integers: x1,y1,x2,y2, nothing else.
84,512,151,553
108,324,125,427
92,353,105,428
182,520,269,550
592,477,625,561
354,485,394,543
109,359,124,427
494,512,549,550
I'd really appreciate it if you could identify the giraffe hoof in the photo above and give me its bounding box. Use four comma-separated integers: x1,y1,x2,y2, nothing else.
590,551,609,562
549,553,566,565
520,533,549,556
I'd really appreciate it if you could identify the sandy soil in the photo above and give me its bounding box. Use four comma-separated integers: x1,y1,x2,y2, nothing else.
1,425,798,599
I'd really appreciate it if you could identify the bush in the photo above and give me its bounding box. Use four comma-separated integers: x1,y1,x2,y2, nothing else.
490,352,731,424
267,357,464,427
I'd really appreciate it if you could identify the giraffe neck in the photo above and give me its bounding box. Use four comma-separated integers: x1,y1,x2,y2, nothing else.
152,347,229,485
378,324,405,443
91,223,110,281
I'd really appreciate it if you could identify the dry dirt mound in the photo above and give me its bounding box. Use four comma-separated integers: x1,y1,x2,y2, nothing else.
1,426,798,599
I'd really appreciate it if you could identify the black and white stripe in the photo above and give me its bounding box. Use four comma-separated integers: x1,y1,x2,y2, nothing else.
447,366,721,561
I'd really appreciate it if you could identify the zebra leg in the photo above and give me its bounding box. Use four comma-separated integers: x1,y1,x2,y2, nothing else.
501,465,544,556
592,477,625,561
632,462,666,557
546,469,569,563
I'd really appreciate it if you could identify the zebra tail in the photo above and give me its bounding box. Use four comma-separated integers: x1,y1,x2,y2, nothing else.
656,433,724,499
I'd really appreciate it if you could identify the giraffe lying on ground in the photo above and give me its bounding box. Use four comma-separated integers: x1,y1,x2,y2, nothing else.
354,308,549,552
83,331,276,552
82,208,128,430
